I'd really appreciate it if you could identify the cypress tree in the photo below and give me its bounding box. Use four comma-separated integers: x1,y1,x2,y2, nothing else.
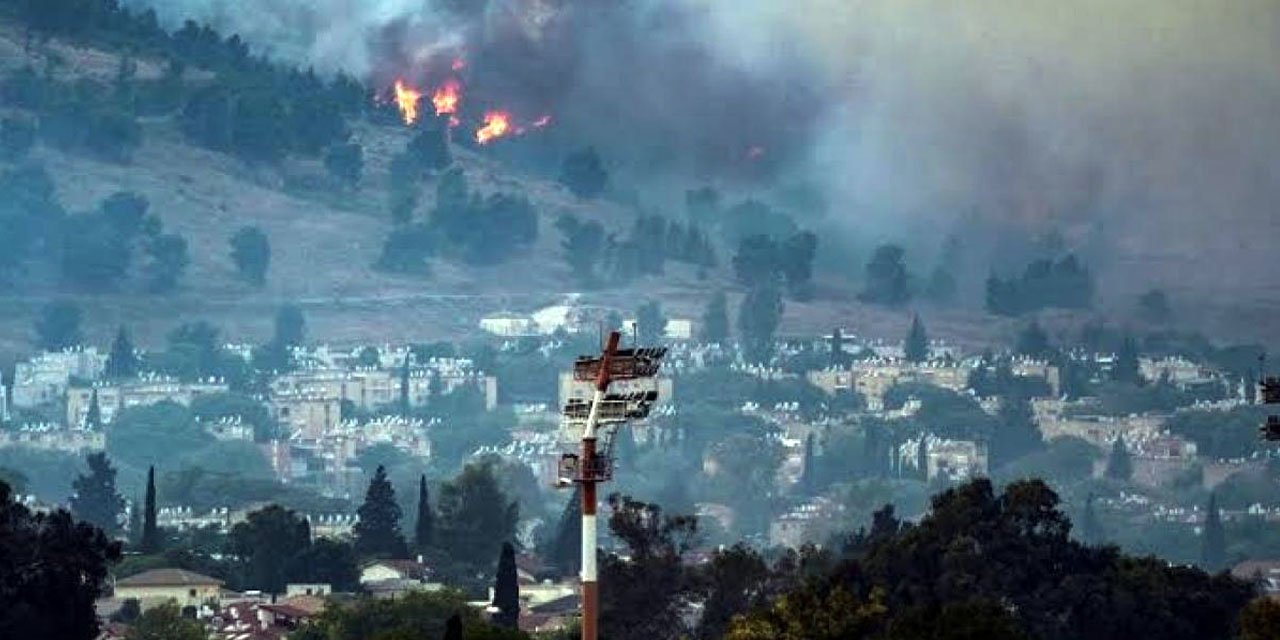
105,326,139,379
904,314,929,363
828,328,847,367
492,541,519,628
140,466,160,553
415,474,433,553
799,434,816,495
354,465,407,558
1201,492,1226,571
85,389,103,430
399,354,411,415
1105,435,1134,482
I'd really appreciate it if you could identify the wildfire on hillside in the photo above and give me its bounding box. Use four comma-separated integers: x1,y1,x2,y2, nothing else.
432,79,463,127
393,80,423,125
476,111,514,145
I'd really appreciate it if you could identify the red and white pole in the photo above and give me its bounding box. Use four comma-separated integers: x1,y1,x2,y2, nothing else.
580,331,619,640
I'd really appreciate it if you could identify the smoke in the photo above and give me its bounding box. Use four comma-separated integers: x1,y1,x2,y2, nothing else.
130,0,1280,297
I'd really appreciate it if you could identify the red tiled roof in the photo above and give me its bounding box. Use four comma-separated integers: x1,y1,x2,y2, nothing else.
116,568,224,588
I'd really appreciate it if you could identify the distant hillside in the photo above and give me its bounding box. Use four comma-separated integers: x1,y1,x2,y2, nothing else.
0,6,1272,359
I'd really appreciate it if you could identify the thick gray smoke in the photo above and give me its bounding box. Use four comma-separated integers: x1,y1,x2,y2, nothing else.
130,0,1280,308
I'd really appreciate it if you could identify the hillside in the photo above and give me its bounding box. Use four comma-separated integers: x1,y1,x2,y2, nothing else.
0,16,1273,358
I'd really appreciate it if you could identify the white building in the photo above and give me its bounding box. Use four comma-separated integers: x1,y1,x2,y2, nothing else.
621,318,695,341
12,348,106,408
480,313,540,337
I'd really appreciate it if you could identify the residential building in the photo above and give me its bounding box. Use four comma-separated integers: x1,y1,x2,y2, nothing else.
113,568,225,611
0,423,104,453
480,313,540,337
65,375,228,427
12,348,106,408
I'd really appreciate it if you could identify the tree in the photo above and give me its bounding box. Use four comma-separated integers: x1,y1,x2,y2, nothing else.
701,291,730,344
35,300,83,350
1104,435,1133,482
229,226,270,286
324,142,364,189
492,541,519,628
547,486,581,576
229,505,313,593
1201,492,1225,571
732,235,780,289
798,434,817,495
738,283,783,364
415,474,434,553
991,395,1044,468
0,480,121,640
860,244,911,307
407,126,450,171
904,315,928,363
105,326,139,379
1138,289,1172,324
1016,320,1052,359
1239,597,1280,640
141,466,160,554
144,233,189,293
636,300,667,345
555,214,606,285
436,463,518,570
443,613,463,640
560,147,607,198
1079,493,1104,545
70,452,125,535
124,602,205,640
780,231,818,299
600,494,699,640
85,390,103,430
354,465,408,559
1112,334,1142,384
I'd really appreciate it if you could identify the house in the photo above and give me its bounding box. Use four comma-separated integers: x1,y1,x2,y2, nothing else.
66,376,228,427
210,599,320,640
520,594,581,634
1231,560,1280,594
360,558,431,584
114,568,225,611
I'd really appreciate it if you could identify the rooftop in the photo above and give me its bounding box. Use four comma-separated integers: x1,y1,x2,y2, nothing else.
116,568,224,588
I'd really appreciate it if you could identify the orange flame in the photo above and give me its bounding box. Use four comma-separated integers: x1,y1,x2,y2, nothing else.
476,111,513,145
432,79,462,117
393,80,423,125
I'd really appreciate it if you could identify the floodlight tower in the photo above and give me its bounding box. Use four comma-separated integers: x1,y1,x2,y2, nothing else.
558,330,667,640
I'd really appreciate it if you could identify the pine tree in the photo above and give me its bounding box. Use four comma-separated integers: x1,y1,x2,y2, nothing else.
492,541,519,628
414,474,433,553
140,465,160,553
991,395,1045,468
105,326,139,379
70,452,125,535
1080,493,1104,545
354,465,407,558
1201,492,1226,571
549,486,581,577
904,314,929,363
1105,435,1134,482
700,291,729,344
443,614,463,640
85,389,103,430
